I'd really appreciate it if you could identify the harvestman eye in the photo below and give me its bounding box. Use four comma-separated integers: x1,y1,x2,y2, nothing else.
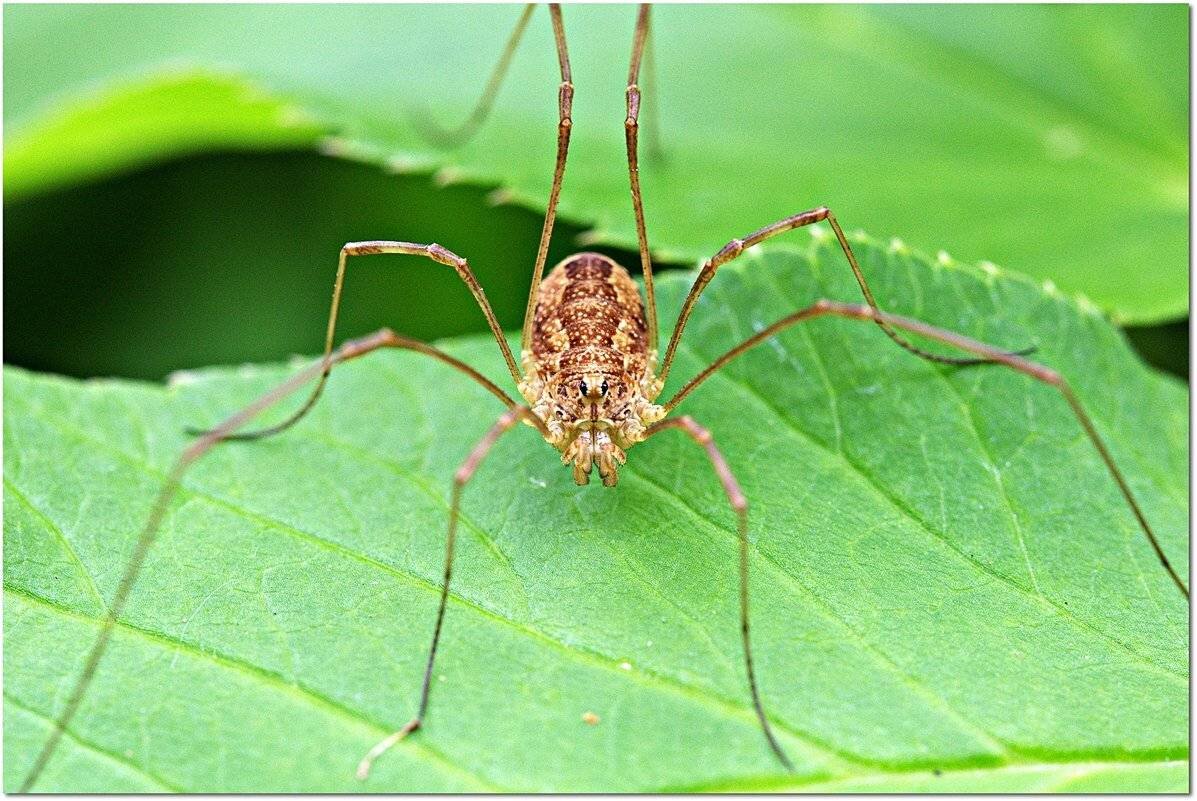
18,3,1188,792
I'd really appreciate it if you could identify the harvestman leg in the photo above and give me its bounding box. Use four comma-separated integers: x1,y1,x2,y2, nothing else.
519,5,576,353
627,7,789,769
355,10,572,772
192,241,522,441
663,299,1189,600
414,3,649,357
356,406,536,780
16,329,538,793
405,2,575,356
411,4,536,148
625,4,661,352
657,207,1030,387
645,416,795,771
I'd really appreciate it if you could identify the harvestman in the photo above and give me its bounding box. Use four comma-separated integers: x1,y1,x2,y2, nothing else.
20,4,1188,790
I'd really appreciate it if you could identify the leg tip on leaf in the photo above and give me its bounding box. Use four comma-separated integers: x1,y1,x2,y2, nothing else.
355,719,421,781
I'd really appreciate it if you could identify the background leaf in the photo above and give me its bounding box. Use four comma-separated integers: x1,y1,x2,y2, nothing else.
4,151,601,380
5,237,1187,792
2,71,323,200
3,4,1188,323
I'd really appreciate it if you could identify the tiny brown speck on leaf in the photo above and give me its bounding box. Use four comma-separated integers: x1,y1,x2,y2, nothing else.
582,711,600,725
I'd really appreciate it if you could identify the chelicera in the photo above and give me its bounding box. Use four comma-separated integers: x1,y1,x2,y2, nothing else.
20,3,1187,791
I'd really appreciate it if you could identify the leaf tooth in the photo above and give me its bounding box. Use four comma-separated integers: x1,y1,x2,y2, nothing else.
1074,293,1101,317
167,368,204,388
487,187,517,206
434,165,466,187
385,154,424,174
318,135,354,158
575,228,605,247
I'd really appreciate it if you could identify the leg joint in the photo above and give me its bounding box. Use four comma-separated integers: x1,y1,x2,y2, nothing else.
342,242,386,257
426,243,466,268
715,238,745,264
340,328,399,359
1030,364,1062,385
558,81,574,119
679,416,715,445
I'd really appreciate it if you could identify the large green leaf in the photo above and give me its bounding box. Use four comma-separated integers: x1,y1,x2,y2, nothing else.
3,236,1188,792
1,71,324,200
3,5,1187,323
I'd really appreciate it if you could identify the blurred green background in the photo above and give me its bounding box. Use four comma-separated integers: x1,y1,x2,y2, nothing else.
5,151,643,379
3,4,1189,381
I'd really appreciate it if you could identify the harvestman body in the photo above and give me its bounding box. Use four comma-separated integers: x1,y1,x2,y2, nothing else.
20,4,1188,790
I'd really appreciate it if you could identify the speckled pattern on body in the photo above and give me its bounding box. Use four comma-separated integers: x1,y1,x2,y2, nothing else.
518,252,665,487
530,252,650,381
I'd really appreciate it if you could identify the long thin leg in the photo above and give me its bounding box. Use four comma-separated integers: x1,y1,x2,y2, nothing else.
659,208,1028,385
411,4,536,149
356,406,533,780
625,4,660,355
17,329,543,793
641,6,664,162
664,299,1189,600
645,416,794,772
520,5,575,354
194,241,521,441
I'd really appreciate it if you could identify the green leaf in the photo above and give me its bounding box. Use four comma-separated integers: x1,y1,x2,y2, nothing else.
3,5,1187,323
3,236,1187,792
2,71,325,200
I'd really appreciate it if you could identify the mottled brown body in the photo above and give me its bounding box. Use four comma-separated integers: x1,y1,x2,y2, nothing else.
530,253,649,379
519,253,664,485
